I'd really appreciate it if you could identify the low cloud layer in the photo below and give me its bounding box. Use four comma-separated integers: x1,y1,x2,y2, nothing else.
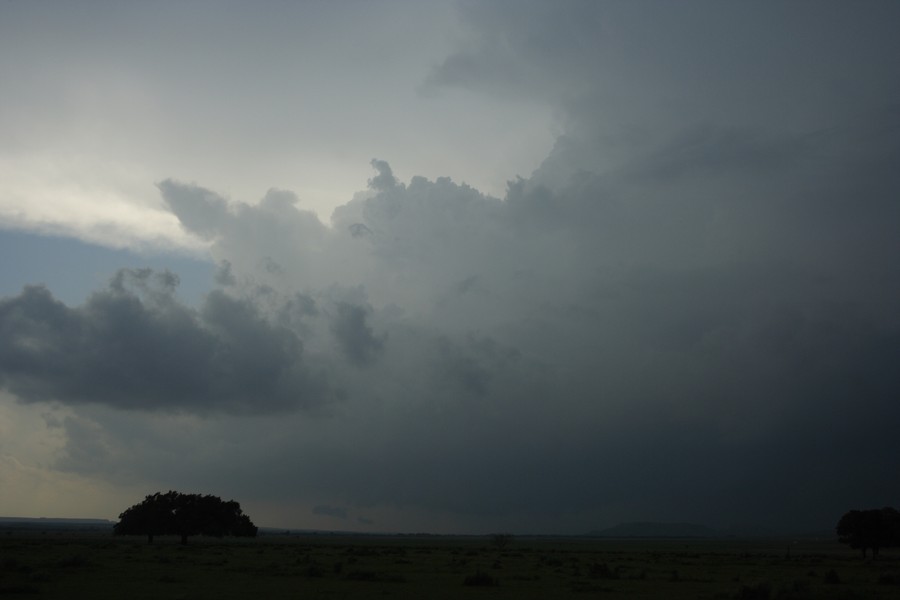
1,1,899,533
0,269,328,414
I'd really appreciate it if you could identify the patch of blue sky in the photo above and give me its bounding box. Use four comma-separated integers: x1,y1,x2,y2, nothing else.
0,229,214,307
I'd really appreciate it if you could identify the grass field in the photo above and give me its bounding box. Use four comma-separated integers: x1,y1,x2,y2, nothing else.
2,529,899,599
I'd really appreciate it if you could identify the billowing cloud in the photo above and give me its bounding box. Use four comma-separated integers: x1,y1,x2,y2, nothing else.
5,122,899,529
0,269,328,414
330,302,384,367
1,1,899,534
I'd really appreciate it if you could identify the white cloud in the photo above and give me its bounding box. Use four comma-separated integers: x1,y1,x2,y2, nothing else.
0,155,208,253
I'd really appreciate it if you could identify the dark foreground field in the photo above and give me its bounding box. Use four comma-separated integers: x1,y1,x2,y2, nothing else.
2,529,899,599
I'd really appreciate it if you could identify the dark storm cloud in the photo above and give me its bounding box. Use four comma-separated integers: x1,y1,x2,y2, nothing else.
330,302,385,367
429,334,522,397
20,129,900,532
0,269,326,414
6,1,900,534
299,0,900,530
124,123,900,531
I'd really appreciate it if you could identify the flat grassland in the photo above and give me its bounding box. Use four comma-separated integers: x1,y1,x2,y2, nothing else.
2,529,899,599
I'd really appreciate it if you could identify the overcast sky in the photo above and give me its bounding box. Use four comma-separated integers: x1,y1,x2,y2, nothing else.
1,0,899,535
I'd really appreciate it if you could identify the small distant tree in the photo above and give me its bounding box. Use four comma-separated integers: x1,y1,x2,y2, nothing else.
836,507,900,558
114,491,258,545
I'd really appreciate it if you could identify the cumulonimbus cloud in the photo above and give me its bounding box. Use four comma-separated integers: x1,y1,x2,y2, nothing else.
1,0,899,533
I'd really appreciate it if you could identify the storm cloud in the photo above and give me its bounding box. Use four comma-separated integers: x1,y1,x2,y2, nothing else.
1,1,899,534
0,269,327,414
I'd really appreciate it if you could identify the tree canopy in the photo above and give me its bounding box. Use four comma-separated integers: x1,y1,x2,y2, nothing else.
836,507,900,558
114,491,257,544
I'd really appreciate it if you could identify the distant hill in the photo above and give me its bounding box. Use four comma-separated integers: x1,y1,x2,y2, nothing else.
588,522,721,539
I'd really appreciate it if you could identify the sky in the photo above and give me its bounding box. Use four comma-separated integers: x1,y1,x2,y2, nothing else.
1,0,899,535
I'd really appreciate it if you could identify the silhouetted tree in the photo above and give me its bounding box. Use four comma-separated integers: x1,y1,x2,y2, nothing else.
113,491,177,544
114,491,257,544
836,507,900,558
